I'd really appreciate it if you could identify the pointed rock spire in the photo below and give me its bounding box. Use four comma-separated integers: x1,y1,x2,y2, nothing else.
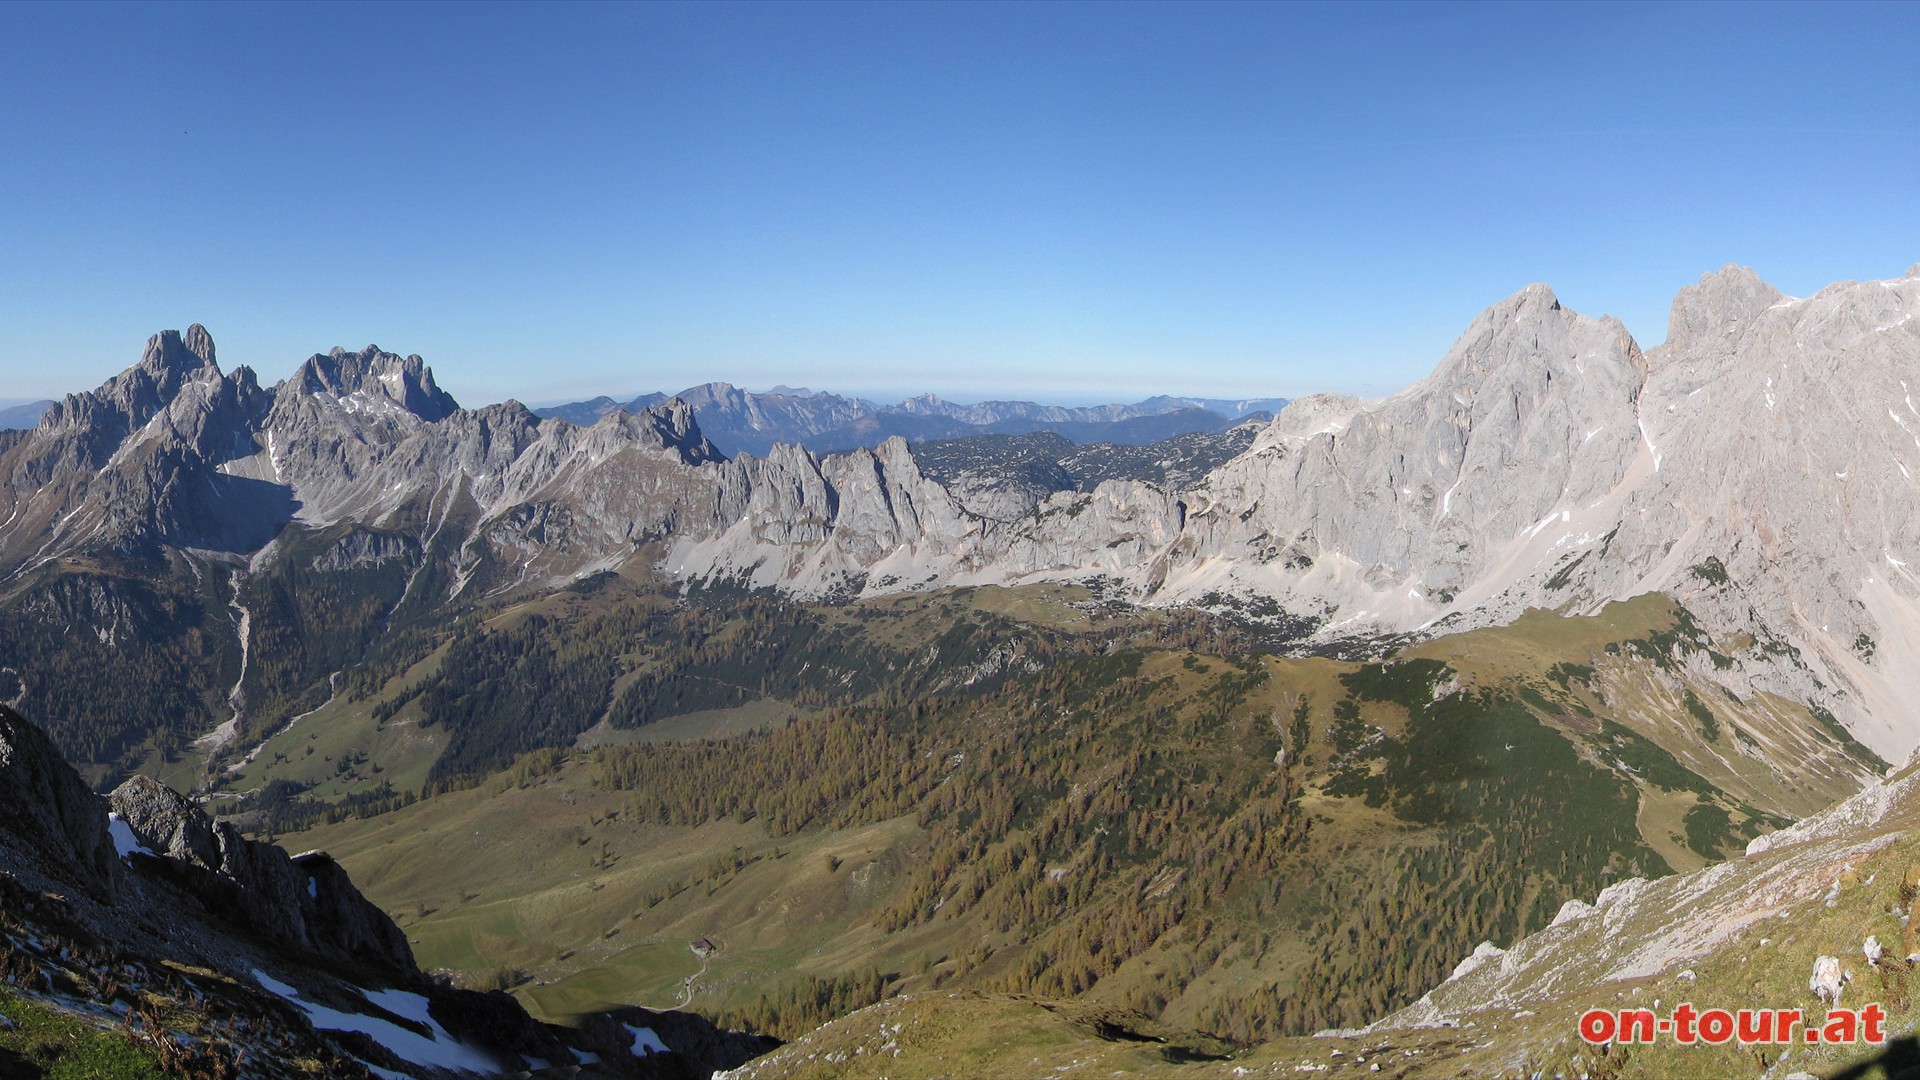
183,323,216,367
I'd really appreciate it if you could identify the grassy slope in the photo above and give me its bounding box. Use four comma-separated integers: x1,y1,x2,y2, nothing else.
719,991,1239,1078
297,768,933,1021
573,697,800,749
284,587,1874,1056
219,641,453,800
740,799,1920,1078
0,987,166,1079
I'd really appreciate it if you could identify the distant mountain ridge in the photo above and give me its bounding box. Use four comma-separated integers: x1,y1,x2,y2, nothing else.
6,263,1920,781
0,399,53,430
7,271,1920,1074
533,384,1288,457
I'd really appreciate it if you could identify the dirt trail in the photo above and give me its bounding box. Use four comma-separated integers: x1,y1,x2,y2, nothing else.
676,953,710,1008
642,951,710,1011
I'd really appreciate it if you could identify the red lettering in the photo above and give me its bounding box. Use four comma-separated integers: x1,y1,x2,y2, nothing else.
1579,1009,1616,1044
1573,1003,1878,1045
1673,1002,1699,1044
1698,1009,1735,1044
1864,1003,1888,1044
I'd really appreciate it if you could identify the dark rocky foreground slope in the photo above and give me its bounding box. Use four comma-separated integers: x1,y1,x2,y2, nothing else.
0,704,776,1078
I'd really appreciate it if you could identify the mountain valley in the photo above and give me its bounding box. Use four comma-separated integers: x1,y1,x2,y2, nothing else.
3,264,1920,1077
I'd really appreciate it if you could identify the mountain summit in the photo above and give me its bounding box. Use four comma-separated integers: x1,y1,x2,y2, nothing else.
1664,263,1786,351
289,345,460,422
3,265,1919,771
665,266,1920,758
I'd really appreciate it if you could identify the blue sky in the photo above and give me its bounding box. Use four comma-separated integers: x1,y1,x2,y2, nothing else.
2,1,1916,408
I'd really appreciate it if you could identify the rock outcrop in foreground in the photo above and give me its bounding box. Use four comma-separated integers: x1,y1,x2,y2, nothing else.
0,705,119,898
110,774,416,976
0,703,778,1077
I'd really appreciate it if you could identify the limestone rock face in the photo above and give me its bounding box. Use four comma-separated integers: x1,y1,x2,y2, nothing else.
1604,269,1920,755
669,436,983,595
109,775,415,975
1075,267,1920,759
672,268,1920,759
1167,283,1648,622
289,345,458,422
1663,263,1786,353
0,325,274,562
8,270,1920,758
0,327,734,603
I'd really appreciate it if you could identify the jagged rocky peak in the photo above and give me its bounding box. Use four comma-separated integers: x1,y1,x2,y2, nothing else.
182,322,216,365
609,395,725,463
140,323,219,378
1340,281,1644,475
1663,263,1785,351
660,394,697,432
1424,281,1643,399
37,323,229,441
288,343,459,421
1166,281,1653,634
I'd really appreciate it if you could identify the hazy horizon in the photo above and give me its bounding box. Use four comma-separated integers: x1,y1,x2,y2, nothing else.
4,2,1915,407
0,348,1303,415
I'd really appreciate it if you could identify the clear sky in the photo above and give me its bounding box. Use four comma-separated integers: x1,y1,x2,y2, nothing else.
2,1,1916,408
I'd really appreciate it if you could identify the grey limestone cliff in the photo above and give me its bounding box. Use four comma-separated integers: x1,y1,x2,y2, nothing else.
669,266,1920,760
7,267,1920,760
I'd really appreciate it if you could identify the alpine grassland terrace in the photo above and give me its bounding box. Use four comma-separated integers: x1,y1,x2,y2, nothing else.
277,581,1869,1056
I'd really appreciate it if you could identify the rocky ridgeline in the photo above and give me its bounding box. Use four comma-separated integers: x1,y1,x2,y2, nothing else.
0,704,777,1077
534,382,1282,458
3,265,1920,759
